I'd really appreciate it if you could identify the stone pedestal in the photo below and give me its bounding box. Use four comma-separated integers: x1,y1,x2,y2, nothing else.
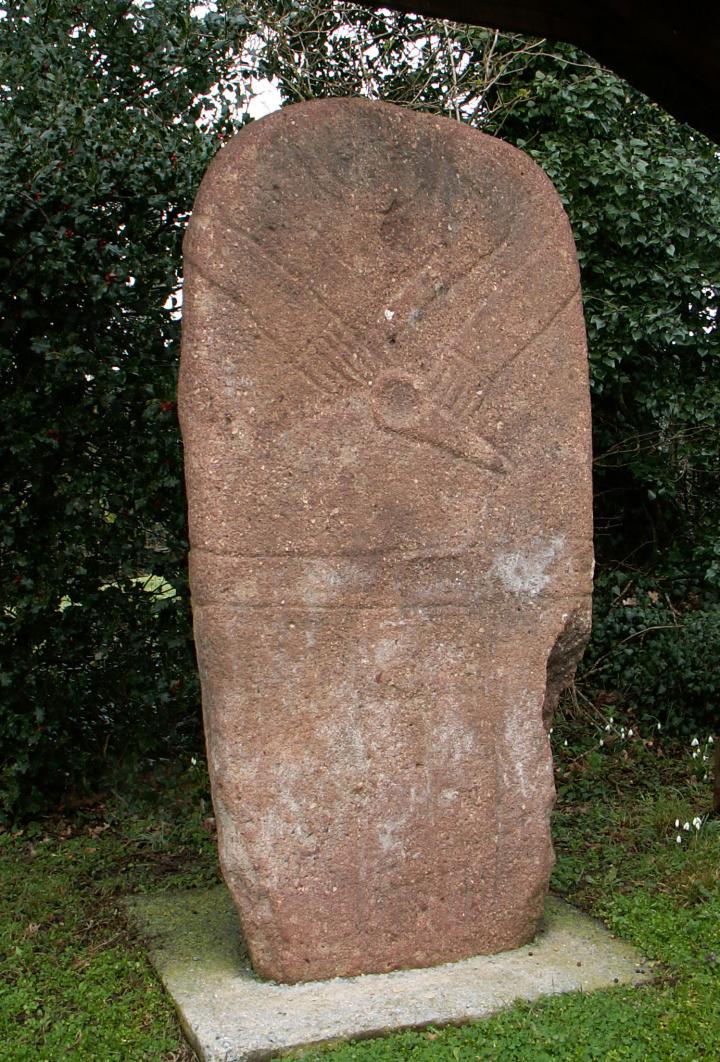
128,888,651,1062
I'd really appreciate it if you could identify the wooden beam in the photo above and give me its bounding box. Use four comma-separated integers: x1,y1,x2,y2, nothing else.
364,2,720,143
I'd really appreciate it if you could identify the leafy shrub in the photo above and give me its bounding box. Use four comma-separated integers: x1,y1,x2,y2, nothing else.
582,572,719,734
0,0,248,815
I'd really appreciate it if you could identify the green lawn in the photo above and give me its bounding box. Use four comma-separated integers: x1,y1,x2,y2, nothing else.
1,721,718,1061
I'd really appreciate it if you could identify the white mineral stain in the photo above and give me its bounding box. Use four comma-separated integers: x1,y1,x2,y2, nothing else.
377,820,405,854
302,560,373,607
251,766,322,882
492,536,565,598
235,635,488,871
433,721,477,763
373,638,399,667
500,694,552,802
337,442,359,467
302,562,343,607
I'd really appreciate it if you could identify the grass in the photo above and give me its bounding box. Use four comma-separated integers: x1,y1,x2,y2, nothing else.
0,762,218,1061
1,719,718,1061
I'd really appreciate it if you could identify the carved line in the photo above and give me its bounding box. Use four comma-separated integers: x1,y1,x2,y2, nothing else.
442,236,574,380
192,206,570,419
219,206,550,384
221,221,383,380
310,321,366,386
290,358,332,394
277,119,550,352
192,589,593,611
187,243,582,465
415,216,559,360
190,539,593,560
299,217,512,357
428,281,582,424
468,283,582,412
184,255,355,395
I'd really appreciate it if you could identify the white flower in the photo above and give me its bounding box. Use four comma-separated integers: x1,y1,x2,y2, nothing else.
628,728,634,737
657,723,662,731
599,739,604,746
709,735,715,744
676,835,682,843
691,737,700,747
675,819,680,828
693,817,703,830
683,822,691,831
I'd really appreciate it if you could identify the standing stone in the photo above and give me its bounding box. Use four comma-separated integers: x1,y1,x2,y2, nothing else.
179,98,593,984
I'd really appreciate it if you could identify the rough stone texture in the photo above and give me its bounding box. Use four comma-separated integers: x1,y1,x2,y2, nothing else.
179,98,593,983
128,887,652,1062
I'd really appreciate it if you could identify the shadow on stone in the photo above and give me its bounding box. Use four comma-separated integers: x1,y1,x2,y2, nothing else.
127,886,653,1062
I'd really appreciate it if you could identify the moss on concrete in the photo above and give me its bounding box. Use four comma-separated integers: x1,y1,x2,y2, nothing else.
127,888,652,1062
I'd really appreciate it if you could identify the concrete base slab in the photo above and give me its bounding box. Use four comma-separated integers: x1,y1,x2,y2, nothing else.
127,886,652,1062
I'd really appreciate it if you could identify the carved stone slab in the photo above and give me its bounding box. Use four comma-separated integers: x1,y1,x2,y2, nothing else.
179,98,593,984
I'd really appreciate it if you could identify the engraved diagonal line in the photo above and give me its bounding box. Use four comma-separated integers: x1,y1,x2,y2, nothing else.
219,199,535,386
221,220,381,380
383,234,512,346
442,225,559,357
433,349,484,415
228,166,517,370
335,231,516,364
229,229,367,386
428,281,581,427
185,250,367,392
431,230,580,421
340,108,517,357
184,254,346,397
192,224,367,390
239,142,552,361
435,282,581,426
314,320,367,387
298,218,448,362
380,181,555,349
463,283,582,415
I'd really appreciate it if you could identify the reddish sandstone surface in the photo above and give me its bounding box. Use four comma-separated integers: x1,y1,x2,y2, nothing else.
179,98,593,983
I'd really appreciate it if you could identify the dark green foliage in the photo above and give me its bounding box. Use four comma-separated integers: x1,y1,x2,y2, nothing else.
0,1,248,814
583,573,720,735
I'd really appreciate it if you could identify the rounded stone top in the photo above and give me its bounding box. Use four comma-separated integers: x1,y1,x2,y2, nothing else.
180,97,590,565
